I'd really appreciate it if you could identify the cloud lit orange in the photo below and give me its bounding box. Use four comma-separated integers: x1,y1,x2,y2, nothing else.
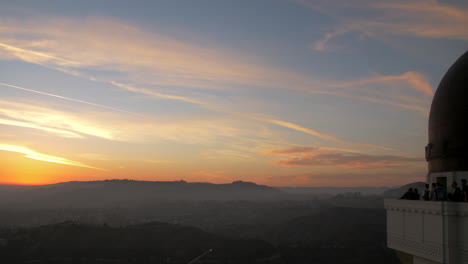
0,1,463,187
0,144,101,170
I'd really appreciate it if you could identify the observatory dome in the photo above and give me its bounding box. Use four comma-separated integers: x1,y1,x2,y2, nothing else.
427,50,468,173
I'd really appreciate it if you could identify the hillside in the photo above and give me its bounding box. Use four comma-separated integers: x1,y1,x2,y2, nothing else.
270,207,399,264
0,221,276,264
0,180,285,209
279,186,390,197
0,207,401,264
382,182,426,198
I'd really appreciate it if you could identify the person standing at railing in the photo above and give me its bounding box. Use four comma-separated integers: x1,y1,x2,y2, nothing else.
434,183,447,201
461,179,468,202
448,182,462,202
429,183,437,201
412,188,421,200
422,184,430,201
400,188,413,200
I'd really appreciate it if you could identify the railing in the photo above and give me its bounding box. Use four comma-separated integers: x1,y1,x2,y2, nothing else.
384,199,468,263
385,199,468,216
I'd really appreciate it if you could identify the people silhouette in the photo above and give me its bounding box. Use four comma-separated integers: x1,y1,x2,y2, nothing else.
422,184,430,201
448,182,462,202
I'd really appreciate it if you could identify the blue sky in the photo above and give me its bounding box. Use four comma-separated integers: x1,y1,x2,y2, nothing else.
0,0,466,186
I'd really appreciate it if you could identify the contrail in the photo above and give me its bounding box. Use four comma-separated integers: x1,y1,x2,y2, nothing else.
0,80,389,151
0,43,390,150
0,43,78,65
112,82,392,151
0,82,135,115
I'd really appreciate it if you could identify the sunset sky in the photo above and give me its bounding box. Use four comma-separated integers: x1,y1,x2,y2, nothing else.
0,0,467,186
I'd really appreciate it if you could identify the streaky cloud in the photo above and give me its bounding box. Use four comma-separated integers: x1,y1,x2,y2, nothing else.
112,82,391,150
267,145,422,168
329,71,433,96
0,43,78,66
0,81,135,115
274,152,422,169
251,117,392,151
0,72,391,150
0,99,279,159
0,16,426,151
0,118,82,138
265,145,362,155
0,100,115,140
299,0,468,51
261,171,425,187
0,16,432,116
0,144,102,170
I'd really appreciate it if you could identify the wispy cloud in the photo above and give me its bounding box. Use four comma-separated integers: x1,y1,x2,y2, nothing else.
261,171,425,187
0,73,407,151
267,145,422,168
274,153,422,168
0,99,280,158
0,15,430,152
0,118,82,138
317,71,433,115
265,145,361,155
0,82,134,114
0,16,432,115
0,100,114,140
112,82,391,150
312,30,346,52
298,0,468,51
329,71,433,96
0,17,375,147
0,43,79,66
0,144,101,169
370,1,468,39
0,17,323,92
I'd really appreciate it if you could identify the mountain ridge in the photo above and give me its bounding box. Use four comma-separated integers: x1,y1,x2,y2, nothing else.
0,179,286,209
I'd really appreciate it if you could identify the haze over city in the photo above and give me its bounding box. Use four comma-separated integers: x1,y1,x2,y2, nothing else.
0,0,467,186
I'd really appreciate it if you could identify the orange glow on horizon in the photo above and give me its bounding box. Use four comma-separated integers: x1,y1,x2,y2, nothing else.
0,180,52,186
0,144,102,170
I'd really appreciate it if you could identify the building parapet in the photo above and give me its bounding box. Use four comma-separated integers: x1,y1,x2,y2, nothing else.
385,199,468,216
384,199,468,264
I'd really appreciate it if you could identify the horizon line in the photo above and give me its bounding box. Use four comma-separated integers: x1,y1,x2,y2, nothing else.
0,178,417,188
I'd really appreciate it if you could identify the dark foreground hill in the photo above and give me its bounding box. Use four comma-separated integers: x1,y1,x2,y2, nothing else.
279,186,390,197
270,207,399,264
0,180,285,209
0,221,277,264
383,182,426,198
0,206,401,264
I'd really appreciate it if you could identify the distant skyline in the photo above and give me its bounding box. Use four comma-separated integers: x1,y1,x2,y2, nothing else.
0,0,466,186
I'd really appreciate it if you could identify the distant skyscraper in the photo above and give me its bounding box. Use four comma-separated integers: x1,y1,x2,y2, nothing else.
385,50,468,264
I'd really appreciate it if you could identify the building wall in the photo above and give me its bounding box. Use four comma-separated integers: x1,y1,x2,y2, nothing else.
385,199,468,264
414,256,441,264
